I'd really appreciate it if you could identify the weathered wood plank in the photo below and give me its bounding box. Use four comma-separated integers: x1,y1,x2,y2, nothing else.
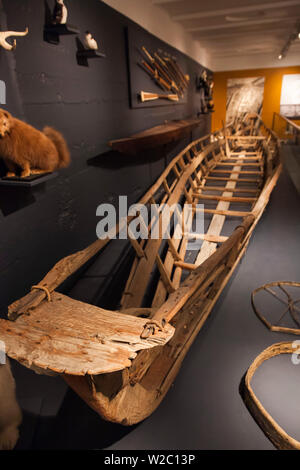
1,293,174,375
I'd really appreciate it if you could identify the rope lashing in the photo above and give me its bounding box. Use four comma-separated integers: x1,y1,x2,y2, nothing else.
31,285,52,302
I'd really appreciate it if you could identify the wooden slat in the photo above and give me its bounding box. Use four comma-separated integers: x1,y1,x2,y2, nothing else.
205,176,261,183
217,162,262,167
230,152,260,156
221,157,262,162
156,255,175,294
174,261,197,271
185,233,228,243
163,179,171,195
211,169,263,175
193,193,256,203
226,135,266,139
194,208,251,217
195,158,245,265
128,234,145,259
167,238,182,261
197,186,258,193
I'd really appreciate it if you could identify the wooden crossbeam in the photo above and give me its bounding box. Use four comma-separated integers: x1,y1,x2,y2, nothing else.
128,235,146,258
193,193,256,203
211,169,263,175
196,186,258,194
226,135,266,140
230,152,259,156
178,157,186,171
194,208,251,217
217,162,262,167
195,158,244,266
156,255,175,294
173,165,181,178
173,261,197,271
167,238,182,261
185,233,228,243
205,176,261,183
185,150,192,163
163,179,171,195
221,157,262,162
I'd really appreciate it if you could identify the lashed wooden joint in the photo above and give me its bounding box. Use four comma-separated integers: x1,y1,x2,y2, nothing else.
31,285,52,302
140,319,165,339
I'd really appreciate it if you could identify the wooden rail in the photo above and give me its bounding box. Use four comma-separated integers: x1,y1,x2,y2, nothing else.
272,112,300,144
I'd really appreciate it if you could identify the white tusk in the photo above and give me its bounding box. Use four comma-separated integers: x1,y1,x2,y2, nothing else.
0,28,29,51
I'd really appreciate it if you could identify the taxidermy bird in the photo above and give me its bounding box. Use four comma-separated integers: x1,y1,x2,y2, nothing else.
52,0,68,25
0,28,28,51
84,31,98,50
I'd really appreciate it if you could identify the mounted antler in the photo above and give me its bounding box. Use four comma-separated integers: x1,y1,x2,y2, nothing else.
0,27,29,51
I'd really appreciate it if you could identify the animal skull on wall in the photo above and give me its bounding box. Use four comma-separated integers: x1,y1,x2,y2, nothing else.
0,28,29,51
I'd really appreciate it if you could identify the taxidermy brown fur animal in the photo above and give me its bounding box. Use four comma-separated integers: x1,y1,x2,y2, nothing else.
0,109,70,178
0,358,22,450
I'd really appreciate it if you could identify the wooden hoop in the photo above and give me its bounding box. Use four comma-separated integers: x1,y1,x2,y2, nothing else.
241,341,300,450
252,281,300,335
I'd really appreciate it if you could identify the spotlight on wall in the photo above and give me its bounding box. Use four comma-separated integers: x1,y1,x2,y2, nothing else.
298,32,300,39
278,54,283,60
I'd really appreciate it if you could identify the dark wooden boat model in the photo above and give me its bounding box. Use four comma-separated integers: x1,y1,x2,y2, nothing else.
0,114,281,425
108,118,201,155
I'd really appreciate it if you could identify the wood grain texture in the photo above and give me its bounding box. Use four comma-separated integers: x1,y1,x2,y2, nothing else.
1,292,174,375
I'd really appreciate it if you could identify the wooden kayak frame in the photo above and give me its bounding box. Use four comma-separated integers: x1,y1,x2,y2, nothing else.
1,113,282,425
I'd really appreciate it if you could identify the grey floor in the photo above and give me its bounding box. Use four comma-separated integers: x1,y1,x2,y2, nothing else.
13,147,300,450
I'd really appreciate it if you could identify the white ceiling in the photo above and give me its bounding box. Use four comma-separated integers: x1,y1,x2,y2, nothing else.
151,0,300,71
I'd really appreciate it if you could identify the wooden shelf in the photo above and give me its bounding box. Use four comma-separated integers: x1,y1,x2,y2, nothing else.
108,118,202,155
44,23,80,45
76,49,106,67
0,172,57,187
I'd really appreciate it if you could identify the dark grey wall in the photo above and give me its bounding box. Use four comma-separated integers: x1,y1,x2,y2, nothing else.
0,0,211,313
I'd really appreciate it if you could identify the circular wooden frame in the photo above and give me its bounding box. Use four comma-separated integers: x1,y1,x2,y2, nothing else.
251,281,300,335
241,341,300,450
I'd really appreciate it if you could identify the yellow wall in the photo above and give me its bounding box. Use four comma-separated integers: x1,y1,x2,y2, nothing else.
212,66,300,132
